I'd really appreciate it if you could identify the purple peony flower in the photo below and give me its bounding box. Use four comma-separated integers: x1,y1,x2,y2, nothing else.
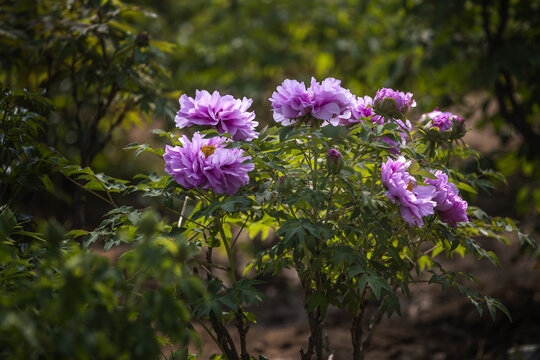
269,79,312,126
431,113,452,132
343,95,383,126
269,77,353,126
381,157,436,228
373,88,416,118
425,170,468,227
174,90,258,141
420,108,461,132
164,132,254,195
309,77,353,125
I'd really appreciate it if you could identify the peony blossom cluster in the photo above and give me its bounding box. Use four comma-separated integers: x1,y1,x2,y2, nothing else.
164,132,254,195
174,90,258,141
270,77,353,126
381,157,469,228
165,79,470,219
167,90,258,195
271,79,418,154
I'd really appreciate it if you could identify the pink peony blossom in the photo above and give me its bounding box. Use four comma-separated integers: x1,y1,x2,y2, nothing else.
175,90,258,141
425,170,468,227
381,157,436,228
164,132,254,195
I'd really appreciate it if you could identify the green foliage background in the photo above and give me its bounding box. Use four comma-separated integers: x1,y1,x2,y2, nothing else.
2,0,539,220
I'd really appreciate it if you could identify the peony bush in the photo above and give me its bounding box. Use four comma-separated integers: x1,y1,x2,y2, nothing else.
8,77,531,360
134,77,534,359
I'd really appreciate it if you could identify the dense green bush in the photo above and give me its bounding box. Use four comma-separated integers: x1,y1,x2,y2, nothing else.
0,206,204,360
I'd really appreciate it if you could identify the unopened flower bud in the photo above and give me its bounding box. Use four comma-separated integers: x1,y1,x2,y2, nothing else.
373,97,399,117
450,116,466,140
326,149,344,174
373,88,415,118
421,109,464,141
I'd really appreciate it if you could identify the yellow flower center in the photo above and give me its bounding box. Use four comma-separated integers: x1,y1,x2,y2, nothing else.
407,182,413,191
200,145,216,158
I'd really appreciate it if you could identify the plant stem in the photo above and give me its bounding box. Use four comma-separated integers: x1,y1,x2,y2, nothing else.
351,312,364,360
324,175,336,223
217,211,252,360
218,215,237,283
371,153,380,193
61,172,115,207
235,310,251,360
209,311,240,360
360,303,384,355
231,214,250,248
300,277,325,360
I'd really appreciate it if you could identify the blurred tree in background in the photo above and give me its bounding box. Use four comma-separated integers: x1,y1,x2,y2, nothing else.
1,0,539,224
129,0,540,219
1,0,175,170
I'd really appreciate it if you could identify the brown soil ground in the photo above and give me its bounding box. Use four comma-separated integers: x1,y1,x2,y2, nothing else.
191,233,540,360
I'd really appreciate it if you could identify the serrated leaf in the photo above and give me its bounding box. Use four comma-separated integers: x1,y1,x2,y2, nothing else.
306,291,327,312
485,296,512,322
278,126,295,142
358,272,392,299
218,293,238,312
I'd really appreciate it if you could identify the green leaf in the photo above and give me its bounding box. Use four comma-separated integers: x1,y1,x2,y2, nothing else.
456,182,477,194
0,208,17,239
358,272,392,299
348,264,364,278
14,230,45,242
320,125,349,138
485,296,512,322
220,196,253,213
415,169,438,180
66,229,89,239
306,291,327,312
518,231,537,248
40,175,55,194
278,126,295,142
218,293,238,312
